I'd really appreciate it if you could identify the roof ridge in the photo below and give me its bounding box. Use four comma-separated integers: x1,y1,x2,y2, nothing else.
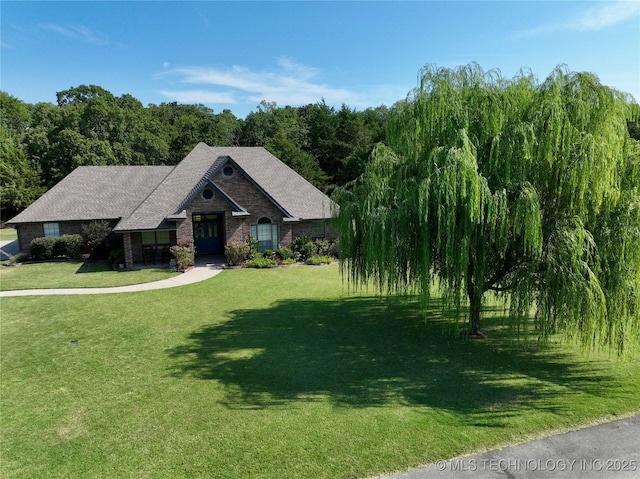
116,164,177,228
173,155,228,214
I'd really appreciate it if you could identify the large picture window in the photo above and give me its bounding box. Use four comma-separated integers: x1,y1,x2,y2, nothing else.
251,217,278,253
142,230,170,246
141,230,172,265
43,223,60,237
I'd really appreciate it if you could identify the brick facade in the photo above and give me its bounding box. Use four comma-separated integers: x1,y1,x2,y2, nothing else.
15,219,121,255
13,154,336,269
15,223,43,253
291,220,336,241
123,233,133,269
174,165,329,251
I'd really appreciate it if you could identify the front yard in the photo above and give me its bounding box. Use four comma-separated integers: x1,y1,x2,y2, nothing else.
0,227,17,241
1,227,178,291
1,264,639,478
0,261,178,291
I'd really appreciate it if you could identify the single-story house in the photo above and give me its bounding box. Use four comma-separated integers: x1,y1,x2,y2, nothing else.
7,143,337,269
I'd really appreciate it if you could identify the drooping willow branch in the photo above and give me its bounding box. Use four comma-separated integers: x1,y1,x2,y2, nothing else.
334,63,640,354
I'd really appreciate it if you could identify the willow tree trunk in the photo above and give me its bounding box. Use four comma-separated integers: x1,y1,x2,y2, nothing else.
469,290,483,337
467,261,484,337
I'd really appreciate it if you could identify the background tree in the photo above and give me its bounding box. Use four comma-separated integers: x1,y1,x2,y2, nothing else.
266,130,328,189
335,105,389,185
299,102,388,187
0,91,32,133
0,123,44,219
0,93,43,219
2,85,387,220
239,101,328,189
334,64,640,353
148,102,240,163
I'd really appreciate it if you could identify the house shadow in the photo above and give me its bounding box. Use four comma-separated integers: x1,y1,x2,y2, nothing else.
167,296,618,423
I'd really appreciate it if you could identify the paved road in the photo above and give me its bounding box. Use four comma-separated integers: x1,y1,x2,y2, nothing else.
380,414,640,479
0,239,19,260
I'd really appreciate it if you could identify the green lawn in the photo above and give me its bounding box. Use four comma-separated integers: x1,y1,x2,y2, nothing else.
0,228,17,241
1,264,638,478
0,261,178,291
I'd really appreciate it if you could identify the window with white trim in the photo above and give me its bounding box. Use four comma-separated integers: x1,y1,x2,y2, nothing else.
43,223,60,237
251,217,278,252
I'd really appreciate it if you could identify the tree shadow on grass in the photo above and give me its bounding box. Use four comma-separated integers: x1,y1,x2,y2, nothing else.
167,296,619,423
74,261,110,274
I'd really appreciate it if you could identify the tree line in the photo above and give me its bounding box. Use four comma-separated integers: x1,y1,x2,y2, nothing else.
0,85,389,220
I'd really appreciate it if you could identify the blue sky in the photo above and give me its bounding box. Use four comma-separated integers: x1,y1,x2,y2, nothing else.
2,1,639,119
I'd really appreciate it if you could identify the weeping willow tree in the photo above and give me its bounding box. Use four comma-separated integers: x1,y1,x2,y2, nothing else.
334,64,640,353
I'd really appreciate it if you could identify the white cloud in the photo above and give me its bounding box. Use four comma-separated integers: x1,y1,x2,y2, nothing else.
39,23,109,45
74,25,108,44
40,23,74,37
159,57,360,108
570,1,640,31
515,1,640,38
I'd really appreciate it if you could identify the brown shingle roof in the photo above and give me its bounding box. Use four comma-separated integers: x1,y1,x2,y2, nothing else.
115,144,335,231
9,143,336,231
114,143,224,231
7,166,173,224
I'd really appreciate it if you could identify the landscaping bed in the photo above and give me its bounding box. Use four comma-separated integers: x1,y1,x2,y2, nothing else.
225,236,338,269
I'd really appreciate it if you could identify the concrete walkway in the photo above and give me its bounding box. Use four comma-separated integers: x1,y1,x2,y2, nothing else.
381,414,640,479
0,252,224,297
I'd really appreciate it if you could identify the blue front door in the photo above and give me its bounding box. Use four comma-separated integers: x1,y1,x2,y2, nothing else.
193,214,222,253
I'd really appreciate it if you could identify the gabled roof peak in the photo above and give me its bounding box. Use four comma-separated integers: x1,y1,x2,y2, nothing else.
125,144,336,229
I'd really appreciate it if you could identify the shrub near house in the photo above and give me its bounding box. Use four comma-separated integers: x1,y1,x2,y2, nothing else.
224,242,252,266
30,234,84,260
225,236,337,268
170,241,194,271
